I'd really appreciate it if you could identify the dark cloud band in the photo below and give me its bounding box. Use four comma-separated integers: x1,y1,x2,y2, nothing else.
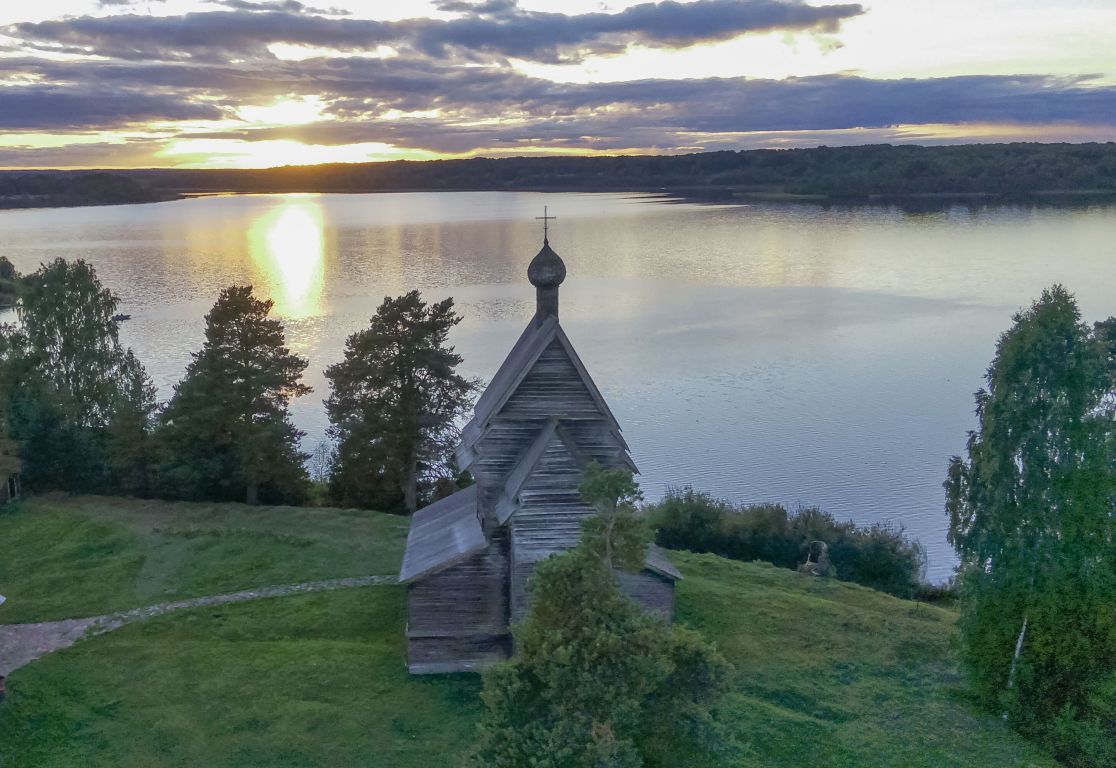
0,87,226,130
10,0,865,63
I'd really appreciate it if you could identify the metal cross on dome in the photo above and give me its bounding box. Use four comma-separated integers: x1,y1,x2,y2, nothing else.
536,206,556,243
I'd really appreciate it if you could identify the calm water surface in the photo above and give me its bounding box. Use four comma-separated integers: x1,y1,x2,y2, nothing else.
4,192,1115,580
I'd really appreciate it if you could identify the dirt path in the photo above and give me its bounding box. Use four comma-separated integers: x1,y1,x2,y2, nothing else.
0,574,396,676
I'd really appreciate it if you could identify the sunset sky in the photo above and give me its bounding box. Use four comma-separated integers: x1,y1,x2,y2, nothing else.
1,0,1114,169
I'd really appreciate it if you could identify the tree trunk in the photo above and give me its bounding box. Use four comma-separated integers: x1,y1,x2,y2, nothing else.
246,481,258,506
404,456,418,513
1007,615,1028,691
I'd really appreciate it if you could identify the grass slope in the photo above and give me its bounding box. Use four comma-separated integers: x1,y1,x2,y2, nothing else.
0,497,1056,766
0,587,481,768
676,554,1052,767
0,495,408,624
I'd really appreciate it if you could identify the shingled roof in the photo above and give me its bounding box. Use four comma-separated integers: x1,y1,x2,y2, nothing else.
398,485,486,583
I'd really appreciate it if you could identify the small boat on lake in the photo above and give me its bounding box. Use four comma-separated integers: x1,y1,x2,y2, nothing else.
112,313,131,322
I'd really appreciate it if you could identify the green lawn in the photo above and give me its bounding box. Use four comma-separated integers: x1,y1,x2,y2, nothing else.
0,587,481,768
675,554,1054,767
0,495,408,623
0,497,1057,767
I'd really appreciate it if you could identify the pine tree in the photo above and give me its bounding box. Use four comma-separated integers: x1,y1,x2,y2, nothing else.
325,291,476,512
106,349,159,496
158,286,310,504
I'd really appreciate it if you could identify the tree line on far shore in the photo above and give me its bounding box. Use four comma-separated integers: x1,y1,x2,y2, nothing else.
0,257,475,513
127,143,1116,200
5,143,1116,212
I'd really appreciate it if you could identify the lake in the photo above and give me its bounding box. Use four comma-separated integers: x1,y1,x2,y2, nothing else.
3,191,1115,580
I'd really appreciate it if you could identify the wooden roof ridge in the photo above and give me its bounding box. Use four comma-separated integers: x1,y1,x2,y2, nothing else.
399,485,487,583
457,317,625,468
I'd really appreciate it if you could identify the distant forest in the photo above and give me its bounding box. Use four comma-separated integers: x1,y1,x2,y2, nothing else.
0,172,176,209
3,143,1116,208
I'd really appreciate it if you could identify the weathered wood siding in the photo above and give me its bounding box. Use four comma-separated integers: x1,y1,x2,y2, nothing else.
407,634,512,675
509,435,597,621
406,528,510,673
617,571,675,619
407,299,678,674
500,340,604,421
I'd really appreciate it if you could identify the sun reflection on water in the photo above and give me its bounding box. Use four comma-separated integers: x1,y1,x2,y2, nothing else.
248,195,326,318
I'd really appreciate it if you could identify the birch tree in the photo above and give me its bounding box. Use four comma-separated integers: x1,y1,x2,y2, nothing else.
946,286,1116,764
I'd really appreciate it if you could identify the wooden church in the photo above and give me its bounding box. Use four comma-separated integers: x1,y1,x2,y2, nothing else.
399,227,680,674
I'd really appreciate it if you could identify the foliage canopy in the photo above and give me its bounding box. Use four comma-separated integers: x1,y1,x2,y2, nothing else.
325,290,475,512
0,259,153,492
945,285,1116,766
649,487,927,598
158,285,310,504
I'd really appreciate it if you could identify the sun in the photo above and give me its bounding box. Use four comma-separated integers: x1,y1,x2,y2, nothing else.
237,96,330,127
159,138,438,169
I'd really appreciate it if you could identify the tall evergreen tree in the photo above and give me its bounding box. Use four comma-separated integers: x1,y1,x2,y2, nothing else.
946,286,1116,766
158,286,310,504
325,291,476,512
106,349,159,496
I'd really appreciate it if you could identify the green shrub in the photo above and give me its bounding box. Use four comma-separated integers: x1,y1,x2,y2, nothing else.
472,545,731,767
647,487,927,598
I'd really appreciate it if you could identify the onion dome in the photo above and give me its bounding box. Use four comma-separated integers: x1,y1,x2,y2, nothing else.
527,240,566,290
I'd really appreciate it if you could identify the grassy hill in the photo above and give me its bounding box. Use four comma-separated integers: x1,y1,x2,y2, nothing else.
0,496,1056,767
0,495,407,624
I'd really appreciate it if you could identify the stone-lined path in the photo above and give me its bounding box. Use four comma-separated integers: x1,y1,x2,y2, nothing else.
0,574,397,676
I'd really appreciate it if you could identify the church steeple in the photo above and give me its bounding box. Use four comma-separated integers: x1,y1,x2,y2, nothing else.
528,207,564,323
528,238,565,323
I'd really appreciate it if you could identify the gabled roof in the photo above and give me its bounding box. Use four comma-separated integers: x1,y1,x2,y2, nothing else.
399,486,486,583
458,316,625,468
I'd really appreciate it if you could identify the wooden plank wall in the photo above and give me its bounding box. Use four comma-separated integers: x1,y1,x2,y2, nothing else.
407,528,510,673
509,435,596,621
500,341,605,420
617,571,675,619
407,634,513,675
407,323,670,673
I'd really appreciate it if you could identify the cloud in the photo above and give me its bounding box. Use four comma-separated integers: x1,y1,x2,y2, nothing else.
4,35,1115,146
3,0,1114,167
9,1,866,63
0,86,226,130
97,0,166,6
0,139,168,168
433,0,520,15
208,0,350,16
